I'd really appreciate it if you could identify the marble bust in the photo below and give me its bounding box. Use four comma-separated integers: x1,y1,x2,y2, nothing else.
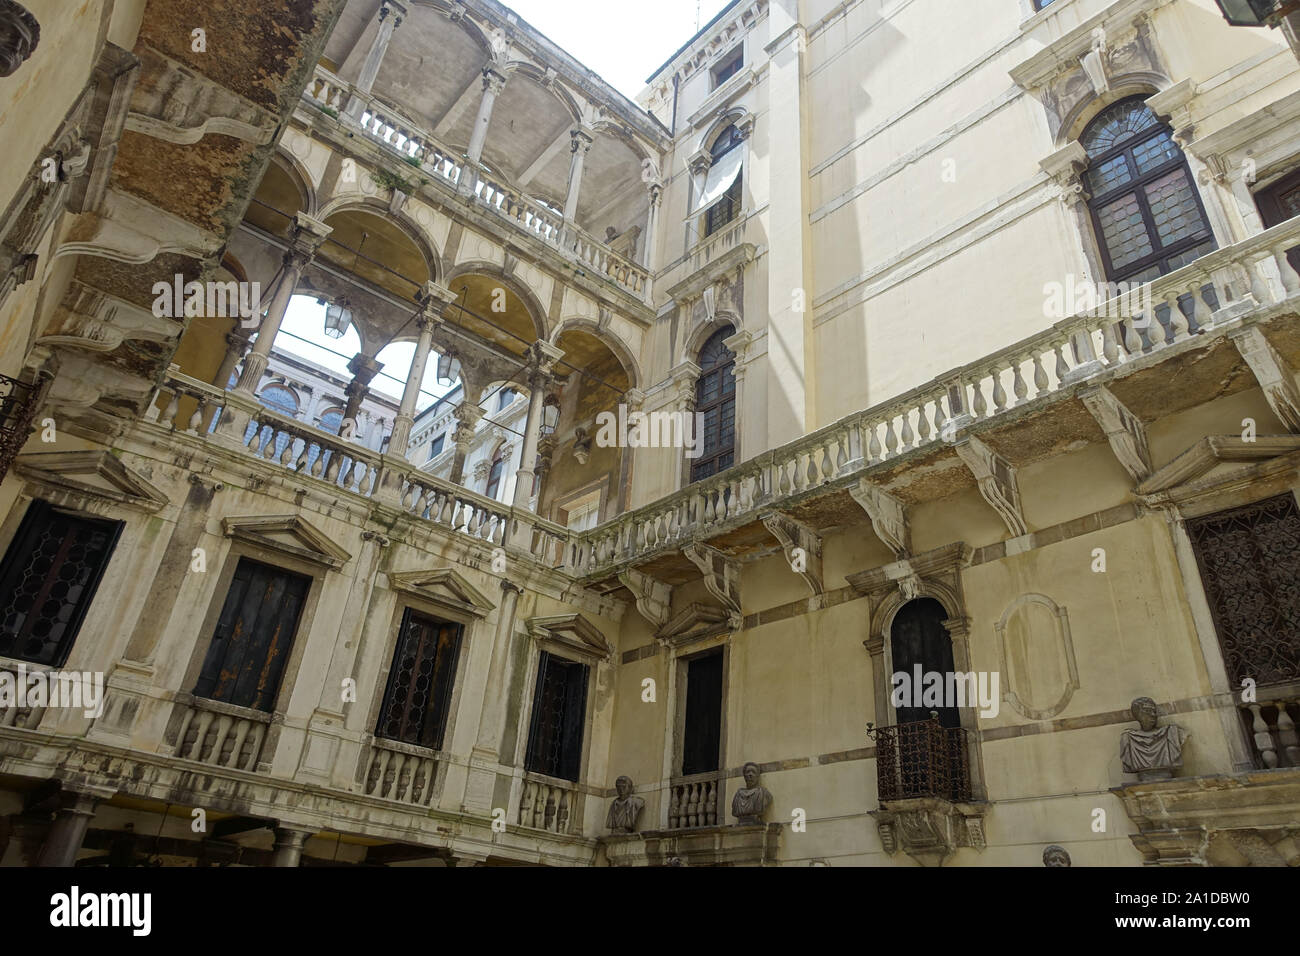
731,762,773,825
606,775,645,834
1042,845,1071,868
0,2,40,78
1120,697,1188,781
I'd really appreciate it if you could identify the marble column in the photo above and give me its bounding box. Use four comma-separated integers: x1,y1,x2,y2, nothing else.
562,128,594,248
463,580,524,814
389,282,457,458
346,0,407,120
271,826,313,867
235,213,332,395
642,181,664,302
512,342,564,510
462,68,507,195
36,792,102,867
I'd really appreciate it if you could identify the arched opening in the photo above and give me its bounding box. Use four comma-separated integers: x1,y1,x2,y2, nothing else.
1081,97,1215,285
890,598,959,729
691,325,736,483
485,442,507,501
700,123,745,238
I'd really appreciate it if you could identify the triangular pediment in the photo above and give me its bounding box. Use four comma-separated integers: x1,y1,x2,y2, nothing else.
222,515,352,569
15,450,169,512
1137,436,1300,495
655,601,738,647
388,568,497,618
527,613,612,661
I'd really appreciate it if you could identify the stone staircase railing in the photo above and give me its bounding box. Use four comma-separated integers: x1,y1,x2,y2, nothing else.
564,216,1300,578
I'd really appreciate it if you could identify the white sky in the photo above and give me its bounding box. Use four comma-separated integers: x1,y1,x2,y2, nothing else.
504,0,735,100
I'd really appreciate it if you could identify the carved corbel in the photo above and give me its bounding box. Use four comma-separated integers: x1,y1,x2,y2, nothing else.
760,511,823,595
618,568,673,629
1232,327,1300,433
683,542,741,624
1079,27,1108,95
848,479,910,558
1079,385,1152,482
1039,142,1090,207
954,436,1027,537
125,49,278,146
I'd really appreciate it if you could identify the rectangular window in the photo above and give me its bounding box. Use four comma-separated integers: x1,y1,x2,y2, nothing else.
1255,166,1300,274
428,434,445,459
498,388,517,411
194,558,310,711
704,176,742,238
562,490,602,533
1186,493,1300,687
524,651,589,782
0,500,122,666
376,609,463,750
681,649,724,775
712,47,743,88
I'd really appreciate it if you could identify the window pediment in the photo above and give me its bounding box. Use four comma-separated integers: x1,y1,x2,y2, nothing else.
527,613,612,662
1135,436,1300,516
655,601,735,647
387,568,496,618
221,515,352,569
15,450,169,513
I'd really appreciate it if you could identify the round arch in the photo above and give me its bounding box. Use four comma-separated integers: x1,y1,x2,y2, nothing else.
698,108,753,155
315,197,442,284
1056,76,1169,148
505,62,583,124
681,312,741,368
269,148,318,217
548,317,641,390
444,262,549,342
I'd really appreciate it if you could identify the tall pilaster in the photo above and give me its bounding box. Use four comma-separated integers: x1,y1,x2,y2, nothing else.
512,341,564,510
764,0,814,445
463,579,524,815
643,180,664,302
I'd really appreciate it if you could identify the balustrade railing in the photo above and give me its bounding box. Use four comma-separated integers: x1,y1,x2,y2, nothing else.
172,698,272,773
0,659,45,731
301,65,651,301
517,776,579,834
669,771,722,829
398,473,510,547
566,217,1300,577
146,371,225,435
1241,691,1300,770
363,738,440,807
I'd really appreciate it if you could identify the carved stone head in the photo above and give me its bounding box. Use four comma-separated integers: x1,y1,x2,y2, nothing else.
615,775,633,800
742,761,760,789
1130,696,1159,732
0,2,40,78
1043,845,1071,868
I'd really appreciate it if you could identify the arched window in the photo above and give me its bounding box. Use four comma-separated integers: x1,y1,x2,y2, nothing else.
691,327,736,483
1083,97,1215,284
319,408,344,435
485,445,507,500
890,598,960,729
701,124,744,238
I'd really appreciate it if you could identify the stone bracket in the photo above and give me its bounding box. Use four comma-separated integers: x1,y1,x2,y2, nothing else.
618,568,672,629
954,436,1027,537
759,510,823,595
683,542,741,620
1232,327,1300,433
872,799,987,867
1079,385,1152,483
848,479,910,559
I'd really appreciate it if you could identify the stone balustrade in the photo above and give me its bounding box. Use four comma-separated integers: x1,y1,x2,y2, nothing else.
362,737,440,807
1242,692,1300,769
669,772,722,828
303,65,650,302
398,473,510,547
517,776,579,834
146,371,226,435
566,216,1300,578
0,658,44,731
172,698,272,772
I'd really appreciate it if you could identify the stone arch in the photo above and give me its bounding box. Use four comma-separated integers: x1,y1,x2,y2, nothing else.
443,262,549,341
682,312,740,368
548,317,641,390
505,62,583,125
869,581,963,649
315,196,442,283
270,147,318,217
1056,75,1169,149
698,107,753,155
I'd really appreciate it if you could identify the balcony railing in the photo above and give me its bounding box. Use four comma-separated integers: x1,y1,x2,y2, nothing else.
363,737,440,807
668,770,723,828
565,216,1300,578
0,658,45,731
1241,691,1300,770
171,697,273,773
517,774,579,834
873,718,971,803
0,373,43,485
303,65,651,303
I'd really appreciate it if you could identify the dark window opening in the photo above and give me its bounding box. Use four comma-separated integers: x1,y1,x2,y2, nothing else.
486,447,506,500
705,176,742,237
194,558,310,712
681,649,724,775
713,47,743,88
0,500,122,667
1255,166,1300,275
691,326,737,483
524,651,589,782
1186,493,1300,688
428,433,445,459
376,609,463,750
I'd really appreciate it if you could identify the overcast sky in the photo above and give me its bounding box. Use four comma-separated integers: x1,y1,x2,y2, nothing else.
503,0,735,100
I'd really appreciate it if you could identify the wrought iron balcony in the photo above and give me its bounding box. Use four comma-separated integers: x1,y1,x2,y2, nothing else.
0,373,43,485
871,717,972,804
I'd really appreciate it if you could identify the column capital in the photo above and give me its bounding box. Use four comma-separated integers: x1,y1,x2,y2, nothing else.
285,212,333,269
225,332,251,355
378,0,409,25
417,280,459,321
500,579,523,597
482,67,508,96
1039,142,1090,206
570,127,595,154
526,340,565,378
688,147,712,177
347,352,384,389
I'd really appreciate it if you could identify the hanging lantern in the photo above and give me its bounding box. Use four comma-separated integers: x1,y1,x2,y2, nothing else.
324,300,353,339
540,395,560,436
436,350,462,386
1213,0,1293,26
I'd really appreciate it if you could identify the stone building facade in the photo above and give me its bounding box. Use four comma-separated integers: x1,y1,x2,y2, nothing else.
0,0,1298,867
